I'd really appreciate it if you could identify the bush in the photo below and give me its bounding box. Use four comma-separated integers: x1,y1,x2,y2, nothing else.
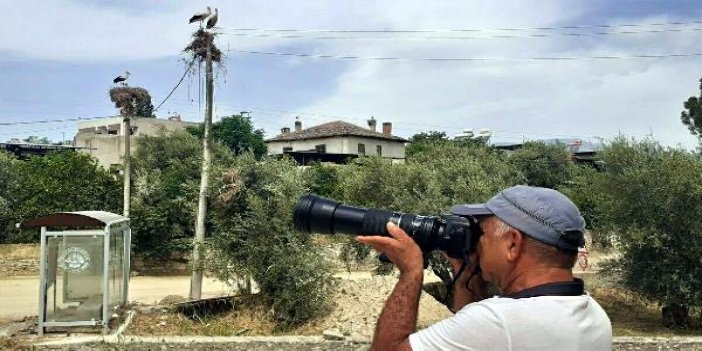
130,130,234,259
596,137,702,325
0,152,21,242
207,154,333,326
6,151,121,242
509,141,573,189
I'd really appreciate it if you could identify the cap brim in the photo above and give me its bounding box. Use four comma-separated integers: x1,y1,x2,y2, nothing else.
450,204,493,216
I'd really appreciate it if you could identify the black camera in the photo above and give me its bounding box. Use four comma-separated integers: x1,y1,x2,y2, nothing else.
293,194,482,259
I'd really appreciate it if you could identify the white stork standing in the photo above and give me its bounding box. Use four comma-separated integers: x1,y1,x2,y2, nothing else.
113,71,130,86
189,6,211,26
206,8,218,29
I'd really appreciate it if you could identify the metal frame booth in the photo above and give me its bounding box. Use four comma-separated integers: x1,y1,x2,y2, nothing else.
22,211,131,335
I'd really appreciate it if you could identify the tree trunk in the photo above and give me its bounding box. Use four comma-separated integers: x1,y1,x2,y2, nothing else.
122,117,131,218
190,34,214,300
662,303,689,328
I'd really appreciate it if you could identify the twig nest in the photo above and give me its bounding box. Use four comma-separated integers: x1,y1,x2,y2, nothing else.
109,86,152,117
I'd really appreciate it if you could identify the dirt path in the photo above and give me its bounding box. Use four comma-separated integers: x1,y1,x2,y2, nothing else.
0,275,234,320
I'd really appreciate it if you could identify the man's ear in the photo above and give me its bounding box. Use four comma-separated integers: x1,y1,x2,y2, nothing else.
504,229,524,262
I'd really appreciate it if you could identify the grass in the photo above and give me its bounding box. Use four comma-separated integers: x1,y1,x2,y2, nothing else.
591,287,702,336
126,295,324,337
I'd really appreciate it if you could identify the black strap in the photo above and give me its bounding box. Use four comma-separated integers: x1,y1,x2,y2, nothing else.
501,278,585,299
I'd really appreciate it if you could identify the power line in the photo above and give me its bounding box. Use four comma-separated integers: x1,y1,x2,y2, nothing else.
228,49,702,62
154,59,196,112
0,115,118,126
224,20,702,34
0,126,74,136
223,27,702,41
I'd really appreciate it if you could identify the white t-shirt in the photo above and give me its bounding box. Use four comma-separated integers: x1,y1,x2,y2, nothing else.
409,294,612,351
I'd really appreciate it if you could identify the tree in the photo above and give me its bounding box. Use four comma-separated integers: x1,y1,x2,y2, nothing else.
10,151,121,242
508,141,573,189
129,130,233,259
206,154,333,326
0,152,21,242
596,137,702,326
681,78,702,138
187,114,267,159
405,131,450,158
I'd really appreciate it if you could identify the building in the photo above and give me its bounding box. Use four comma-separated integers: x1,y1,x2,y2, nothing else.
74,116,199,170
0,142,87,159
265,118,407,165
492,138,603,166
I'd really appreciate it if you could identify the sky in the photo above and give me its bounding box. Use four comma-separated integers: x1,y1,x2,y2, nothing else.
0,0,700,148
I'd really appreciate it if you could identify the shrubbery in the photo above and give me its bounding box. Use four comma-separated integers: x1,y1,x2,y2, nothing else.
5,128,702,328
206,154,333,326
0,151,121,243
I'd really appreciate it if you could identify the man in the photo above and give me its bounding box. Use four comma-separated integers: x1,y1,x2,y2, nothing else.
357,185,612,351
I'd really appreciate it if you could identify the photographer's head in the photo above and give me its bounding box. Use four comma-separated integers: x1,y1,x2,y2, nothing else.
451,185,586,292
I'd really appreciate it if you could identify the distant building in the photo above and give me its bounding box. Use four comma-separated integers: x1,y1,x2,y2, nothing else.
492,138,603,166
74,116,199,170
265,118,407,165
0,142,87,159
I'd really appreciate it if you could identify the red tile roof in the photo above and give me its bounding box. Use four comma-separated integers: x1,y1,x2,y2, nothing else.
266,120,407,142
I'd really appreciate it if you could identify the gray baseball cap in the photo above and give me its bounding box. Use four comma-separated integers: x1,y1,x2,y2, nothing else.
450,185,586,252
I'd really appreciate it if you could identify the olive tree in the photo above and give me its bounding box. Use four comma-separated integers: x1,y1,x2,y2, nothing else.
509,141,573,189
596,137,702,326
206,154,333,326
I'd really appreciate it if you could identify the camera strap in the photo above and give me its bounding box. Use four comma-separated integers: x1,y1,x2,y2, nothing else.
501,278,585,299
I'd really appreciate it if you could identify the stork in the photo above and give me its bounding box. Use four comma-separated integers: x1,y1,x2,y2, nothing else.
206,8,218,29
113,71,130,86
189,6,211,25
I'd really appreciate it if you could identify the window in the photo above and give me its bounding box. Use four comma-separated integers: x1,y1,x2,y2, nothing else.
315,144,326,153
358,143,366,155
376,145,382,156
283,146,293,153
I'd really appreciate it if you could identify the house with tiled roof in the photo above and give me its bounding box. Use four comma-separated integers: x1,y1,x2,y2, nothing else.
266,118,407,164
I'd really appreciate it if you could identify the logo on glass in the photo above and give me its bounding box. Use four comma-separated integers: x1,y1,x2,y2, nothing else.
59,247,91,273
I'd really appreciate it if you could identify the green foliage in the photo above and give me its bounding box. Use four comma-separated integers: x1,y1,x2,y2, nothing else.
130,130,233,259
334,143,523,273
187,115,267,159
509,141,573,189
405,131,491,158
4,151,121,242
680,78,702,138
207,155,333,326
405,131,450,157
595,138,702,308
0,152,21,242
302,162,342,199
559,165,611,246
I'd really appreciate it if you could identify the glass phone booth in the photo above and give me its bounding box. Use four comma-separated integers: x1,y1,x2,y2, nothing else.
22,211,131,335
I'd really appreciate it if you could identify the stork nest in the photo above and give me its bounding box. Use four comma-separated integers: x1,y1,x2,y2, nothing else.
109,86,152,117
183,28,222,63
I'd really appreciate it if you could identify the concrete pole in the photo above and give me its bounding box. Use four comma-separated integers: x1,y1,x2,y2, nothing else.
123,116,131,218
190,32,214,300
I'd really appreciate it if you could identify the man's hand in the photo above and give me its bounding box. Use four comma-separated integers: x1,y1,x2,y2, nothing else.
356,222,424,275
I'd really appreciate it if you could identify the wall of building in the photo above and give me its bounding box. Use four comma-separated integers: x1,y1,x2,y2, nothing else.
267,136,405,160
74,118,199,170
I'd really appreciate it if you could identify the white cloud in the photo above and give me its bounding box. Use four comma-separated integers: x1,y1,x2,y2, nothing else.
1,1,700,148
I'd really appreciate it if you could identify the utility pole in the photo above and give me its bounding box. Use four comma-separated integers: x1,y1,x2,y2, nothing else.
123,113,131,218
190,31,214,300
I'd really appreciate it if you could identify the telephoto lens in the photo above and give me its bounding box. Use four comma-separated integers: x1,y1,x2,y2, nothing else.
293,194,481,259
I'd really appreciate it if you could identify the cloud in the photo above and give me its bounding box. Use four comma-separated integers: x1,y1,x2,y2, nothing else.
1,0,700,149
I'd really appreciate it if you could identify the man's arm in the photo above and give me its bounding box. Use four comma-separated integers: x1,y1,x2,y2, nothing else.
357,222,425,351
371,269,423,351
